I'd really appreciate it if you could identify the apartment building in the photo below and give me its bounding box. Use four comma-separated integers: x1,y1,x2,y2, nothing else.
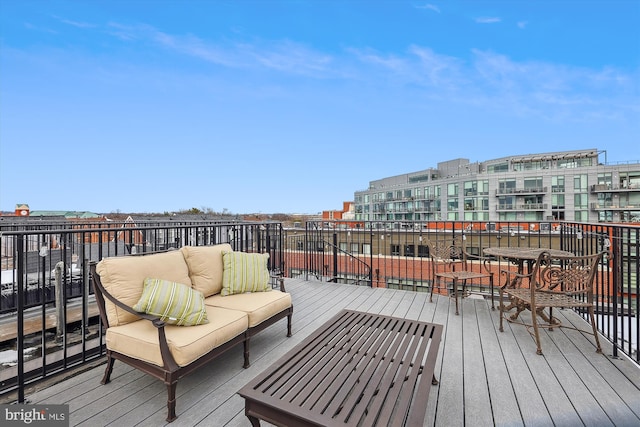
354,149,640,224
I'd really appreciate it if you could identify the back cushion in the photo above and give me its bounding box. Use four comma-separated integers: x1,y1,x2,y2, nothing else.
180,244,232,297
96,250,191,327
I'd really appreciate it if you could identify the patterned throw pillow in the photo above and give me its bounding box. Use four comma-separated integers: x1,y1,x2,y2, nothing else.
221,251,271,296
133,278,209,326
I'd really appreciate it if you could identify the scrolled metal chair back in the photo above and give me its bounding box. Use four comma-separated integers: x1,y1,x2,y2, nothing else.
535,252,603,294
428,237,463,262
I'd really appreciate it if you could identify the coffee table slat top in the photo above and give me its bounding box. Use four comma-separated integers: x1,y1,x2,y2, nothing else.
238,309,443,427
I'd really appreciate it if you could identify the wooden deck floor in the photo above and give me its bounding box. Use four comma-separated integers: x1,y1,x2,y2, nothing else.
24,278,640,426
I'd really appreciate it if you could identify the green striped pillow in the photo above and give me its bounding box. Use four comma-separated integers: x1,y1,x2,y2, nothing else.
221,251,271,296
133,278,209,326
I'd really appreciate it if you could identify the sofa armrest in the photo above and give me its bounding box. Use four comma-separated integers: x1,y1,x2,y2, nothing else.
90,262,179,372
270,268,286,293
277,276,286,293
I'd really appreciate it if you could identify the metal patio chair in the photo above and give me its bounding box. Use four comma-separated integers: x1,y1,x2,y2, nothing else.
429,237,495,315
499,251,605,355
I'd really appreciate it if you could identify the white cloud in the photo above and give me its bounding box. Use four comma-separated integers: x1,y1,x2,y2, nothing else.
105,23,335,76
97,21,635,122
475,17,501,24
517,21,528,29
53,15,95,29
24,22,57,34
415,4,441,13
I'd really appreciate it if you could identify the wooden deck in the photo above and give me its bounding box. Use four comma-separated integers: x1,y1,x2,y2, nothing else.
23,278,640,426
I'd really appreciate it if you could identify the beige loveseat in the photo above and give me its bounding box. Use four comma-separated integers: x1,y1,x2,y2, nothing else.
89,243,293,423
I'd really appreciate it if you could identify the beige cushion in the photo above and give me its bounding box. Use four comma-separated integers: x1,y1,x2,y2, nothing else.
221,251,271,296
96,251,191,327
205,290,292,328
181,244,232,297
133,278,208,326
105,306,248,367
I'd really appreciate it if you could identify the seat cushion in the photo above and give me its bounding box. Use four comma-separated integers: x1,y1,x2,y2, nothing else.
205,291,292,328
105,306,248,367
181,244,232,297
96,250,192,327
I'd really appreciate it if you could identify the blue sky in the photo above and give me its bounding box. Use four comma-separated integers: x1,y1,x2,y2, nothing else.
1,1,639,214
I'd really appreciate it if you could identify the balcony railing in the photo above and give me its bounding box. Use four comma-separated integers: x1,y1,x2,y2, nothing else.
592,184,640,192
496,186,548,195
0,218,638,404
591,202,640,210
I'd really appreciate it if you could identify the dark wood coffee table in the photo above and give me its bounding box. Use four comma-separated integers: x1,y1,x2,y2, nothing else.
238,309,443,426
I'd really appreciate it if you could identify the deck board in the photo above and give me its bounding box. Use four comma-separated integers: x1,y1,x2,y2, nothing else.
20,278,640,426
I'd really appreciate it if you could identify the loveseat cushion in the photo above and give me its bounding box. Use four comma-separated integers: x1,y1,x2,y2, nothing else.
181,244,232,297
205,290,292,328
221,251,271,296
96,250,192,327
105,306,248,367
133,278,208,326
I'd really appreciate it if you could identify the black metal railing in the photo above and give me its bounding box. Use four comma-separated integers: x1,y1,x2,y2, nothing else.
289,220,638,364
0,218,637,403
0,220,283,401
284,228,371,285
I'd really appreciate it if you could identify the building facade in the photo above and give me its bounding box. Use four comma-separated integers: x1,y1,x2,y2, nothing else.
354,149,640,224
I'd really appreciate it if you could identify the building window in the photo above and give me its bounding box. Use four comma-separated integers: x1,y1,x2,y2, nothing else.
480,197,489,210
575,210,589,221
574,174,588,192
524,177,543,191
390,244,400,256
404,245,415,257
464,181,477,196
362,243,371,255
575,193,588,209
488,162,508,173
552,176,565,192
552,194,565,210
418,245,430,257
479,180,489,195
498,179,516,194
598,211,613,222
598,173,613,188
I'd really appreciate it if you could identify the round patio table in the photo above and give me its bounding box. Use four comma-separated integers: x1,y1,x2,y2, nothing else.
483,246,575,281
483,247,575,262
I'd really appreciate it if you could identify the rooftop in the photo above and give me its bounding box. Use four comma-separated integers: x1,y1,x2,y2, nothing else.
15,277,640,426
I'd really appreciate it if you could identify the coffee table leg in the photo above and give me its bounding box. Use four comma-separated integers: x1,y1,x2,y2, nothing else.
247,415,261,427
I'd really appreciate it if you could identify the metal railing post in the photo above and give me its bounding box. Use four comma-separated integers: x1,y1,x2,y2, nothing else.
17,235,25,403
54,261,65,341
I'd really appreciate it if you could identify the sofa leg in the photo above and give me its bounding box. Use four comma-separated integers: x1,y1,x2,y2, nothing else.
243,338,251,369
166,382,177,422
101,355,115,385
287,313,292,337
